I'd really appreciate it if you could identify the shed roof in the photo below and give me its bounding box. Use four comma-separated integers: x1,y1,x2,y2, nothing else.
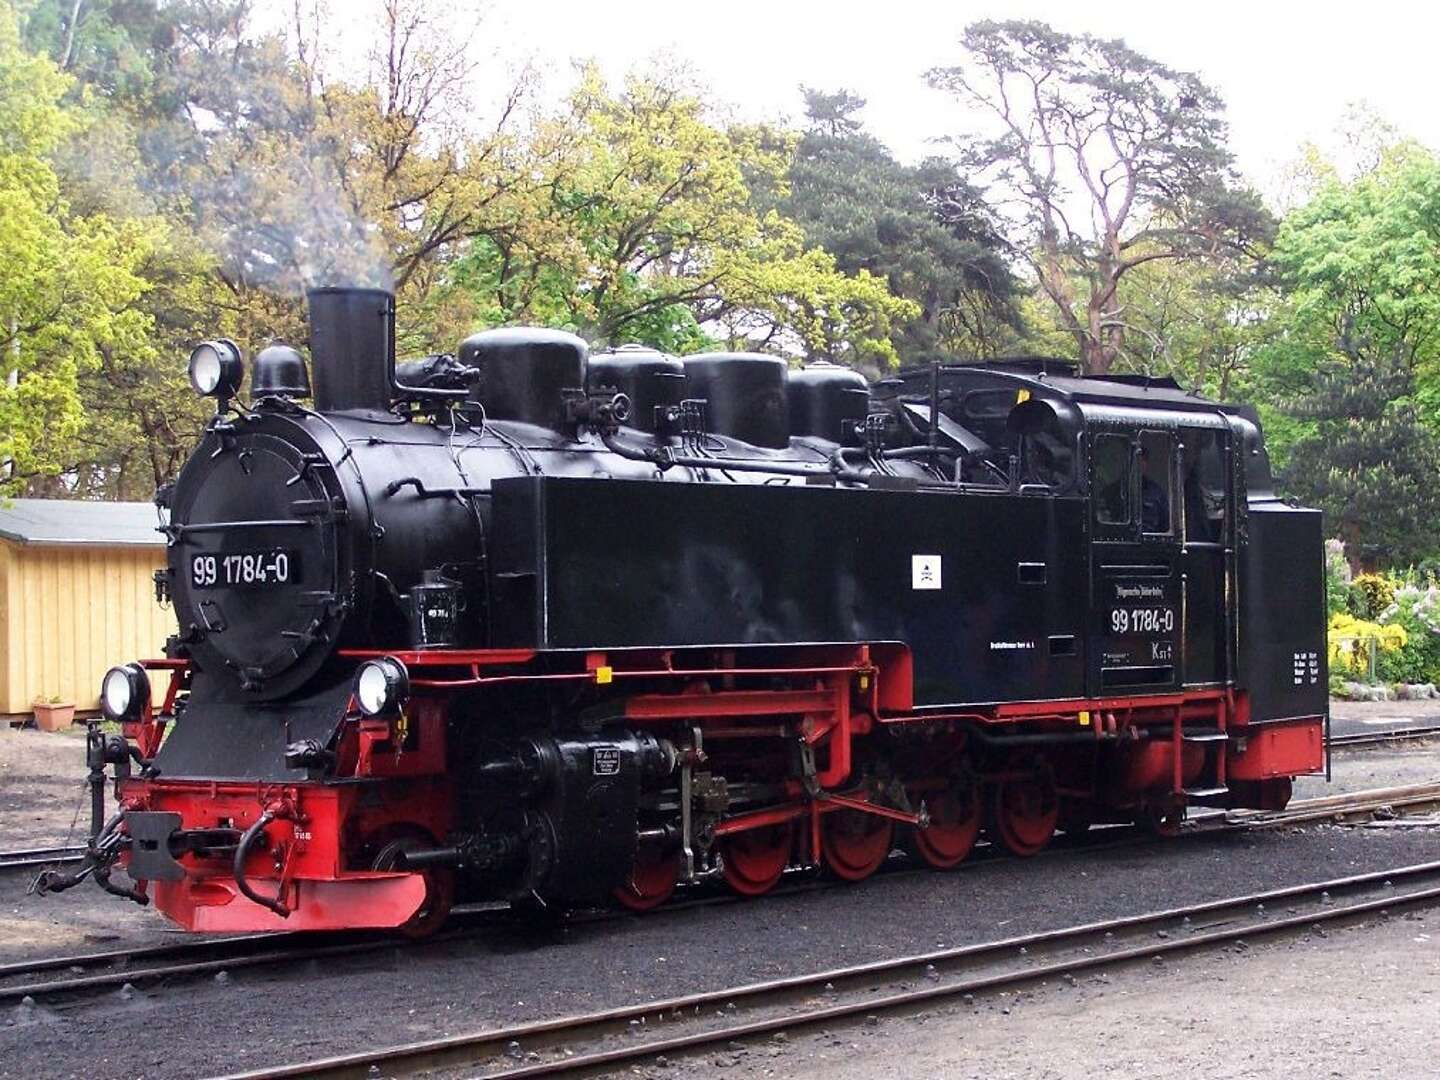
0,499,164,547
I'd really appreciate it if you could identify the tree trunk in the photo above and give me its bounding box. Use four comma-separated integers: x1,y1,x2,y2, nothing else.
1082,301,1112,375
59,0,84,71
1081,292,1126,376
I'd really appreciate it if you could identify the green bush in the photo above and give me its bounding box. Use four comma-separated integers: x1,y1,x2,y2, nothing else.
1349,573,1396,619
1375,607,1440,683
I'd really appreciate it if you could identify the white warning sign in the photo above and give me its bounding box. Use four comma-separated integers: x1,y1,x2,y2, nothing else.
912,554,943,590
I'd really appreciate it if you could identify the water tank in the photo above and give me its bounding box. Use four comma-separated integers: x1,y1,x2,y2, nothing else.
682,353,789,449
788,362,869,442
587,345,686,433
459,328,587,430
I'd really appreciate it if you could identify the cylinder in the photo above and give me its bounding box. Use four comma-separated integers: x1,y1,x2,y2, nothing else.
588,346,686,433
682,353,789,449
459,327,588,430
308,287,396,413
788,362,869,442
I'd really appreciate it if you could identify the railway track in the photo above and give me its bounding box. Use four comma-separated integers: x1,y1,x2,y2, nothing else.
0,844,86,875
1209,779,1440,829
1327,723,1440,749
219,858,1440,1080
7,779,1440,1009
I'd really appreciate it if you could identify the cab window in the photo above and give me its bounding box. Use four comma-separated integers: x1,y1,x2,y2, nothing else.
1138,430,1173,535
1093,434,1131,525
1182,430,1228,543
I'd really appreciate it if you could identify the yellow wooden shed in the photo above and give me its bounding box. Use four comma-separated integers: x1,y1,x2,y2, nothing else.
0,499,172,717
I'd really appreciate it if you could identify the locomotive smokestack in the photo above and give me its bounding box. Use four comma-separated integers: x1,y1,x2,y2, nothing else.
308,287,396,412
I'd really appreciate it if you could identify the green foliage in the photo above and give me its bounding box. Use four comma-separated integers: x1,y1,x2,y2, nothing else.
1326,572,1440,685
1256,147,1440,567
20,0,171,98
1348,573,1396,619
0,2,175,495
1372,582,1440,684
777,87,1021,362
1327,610,1407,681
1375,604,1440,684
434,69,917,368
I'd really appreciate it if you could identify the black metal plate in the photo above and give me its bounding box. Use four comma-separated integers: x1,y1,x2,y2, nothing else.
490,476,1089,708
123,811,185,881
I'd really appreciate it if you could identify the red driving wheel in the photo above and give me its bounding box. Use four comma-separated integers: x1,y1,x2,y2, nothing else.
990,766,1059,857
720,823,794,896
821,809,895,881
913,785,981,870
613,846,679,912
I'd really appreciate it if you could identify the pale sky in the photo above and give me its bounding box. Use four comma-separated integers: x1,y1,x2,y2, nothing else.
473,0,1435,195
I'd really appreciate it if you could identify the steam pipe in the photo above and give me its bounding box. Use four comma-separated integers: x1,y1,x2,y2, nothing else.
600,430,872,483
602,430,1002,493
233,811,290,917
384,476,487,498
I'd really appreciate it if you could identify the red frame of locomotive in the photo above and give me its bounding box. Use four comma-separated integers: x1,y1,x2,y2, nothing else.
112,643,1325,932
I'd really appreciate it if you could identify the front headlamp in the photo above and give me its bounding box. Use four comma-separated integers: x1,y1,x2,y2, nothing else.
354,657,410,717
188,339,244,398
101,663,150,722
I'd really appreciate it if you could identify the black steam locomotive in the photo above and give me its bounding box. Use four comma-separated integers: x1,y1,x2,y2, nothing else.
42,287,1327,933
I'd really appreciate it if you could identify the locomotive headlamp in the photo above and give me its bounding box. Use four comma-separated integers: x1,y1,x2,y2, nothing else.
188,339,244,398
354,657,410,717
100,663,150,723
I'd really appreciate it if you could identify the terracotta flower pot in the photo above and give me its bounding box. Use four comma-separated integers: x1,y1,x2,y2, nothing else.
33,702,76,732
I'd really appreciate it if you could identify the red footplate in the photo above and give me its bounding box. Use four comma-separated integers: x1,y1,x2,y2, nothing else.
1228,718,1325,780
152,874,427,932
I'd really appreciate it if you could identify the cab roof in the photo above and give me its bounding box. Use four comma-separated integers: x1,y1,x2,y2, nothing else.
891,358,1235,418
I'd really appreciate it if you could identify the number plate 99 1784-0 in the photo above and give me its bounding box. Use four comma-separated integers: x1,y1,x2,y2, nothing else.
190,550,296,589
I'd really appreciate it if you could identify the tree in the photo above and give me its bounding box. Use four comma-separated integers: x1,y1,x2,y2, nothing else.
1254,147,1440,567
1098,253,1270,399
21,0,173,91
436,70,917,368
1280,350,1440,570
0,2,167,495
780,88,1021,361
928,20,1271,373
7,3,920,498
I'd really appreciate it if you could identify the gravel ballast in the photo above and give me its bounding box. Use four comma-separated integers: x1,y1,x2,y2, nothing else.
4,823,1439,1079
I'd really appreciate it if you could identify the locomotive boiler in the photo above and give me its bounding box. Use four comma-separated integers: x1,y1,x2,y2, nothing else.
40,286,1329,933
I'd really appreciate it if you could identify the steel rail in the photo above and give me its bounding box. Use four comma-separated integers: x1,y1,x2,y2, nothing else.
215,858,1440,1080
9,781,1440,1004
1326,723,1440,749
0,907,524,1005
0,937,413,1005
1215,780,1440,830
0,844,86,873
0,932,289,981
